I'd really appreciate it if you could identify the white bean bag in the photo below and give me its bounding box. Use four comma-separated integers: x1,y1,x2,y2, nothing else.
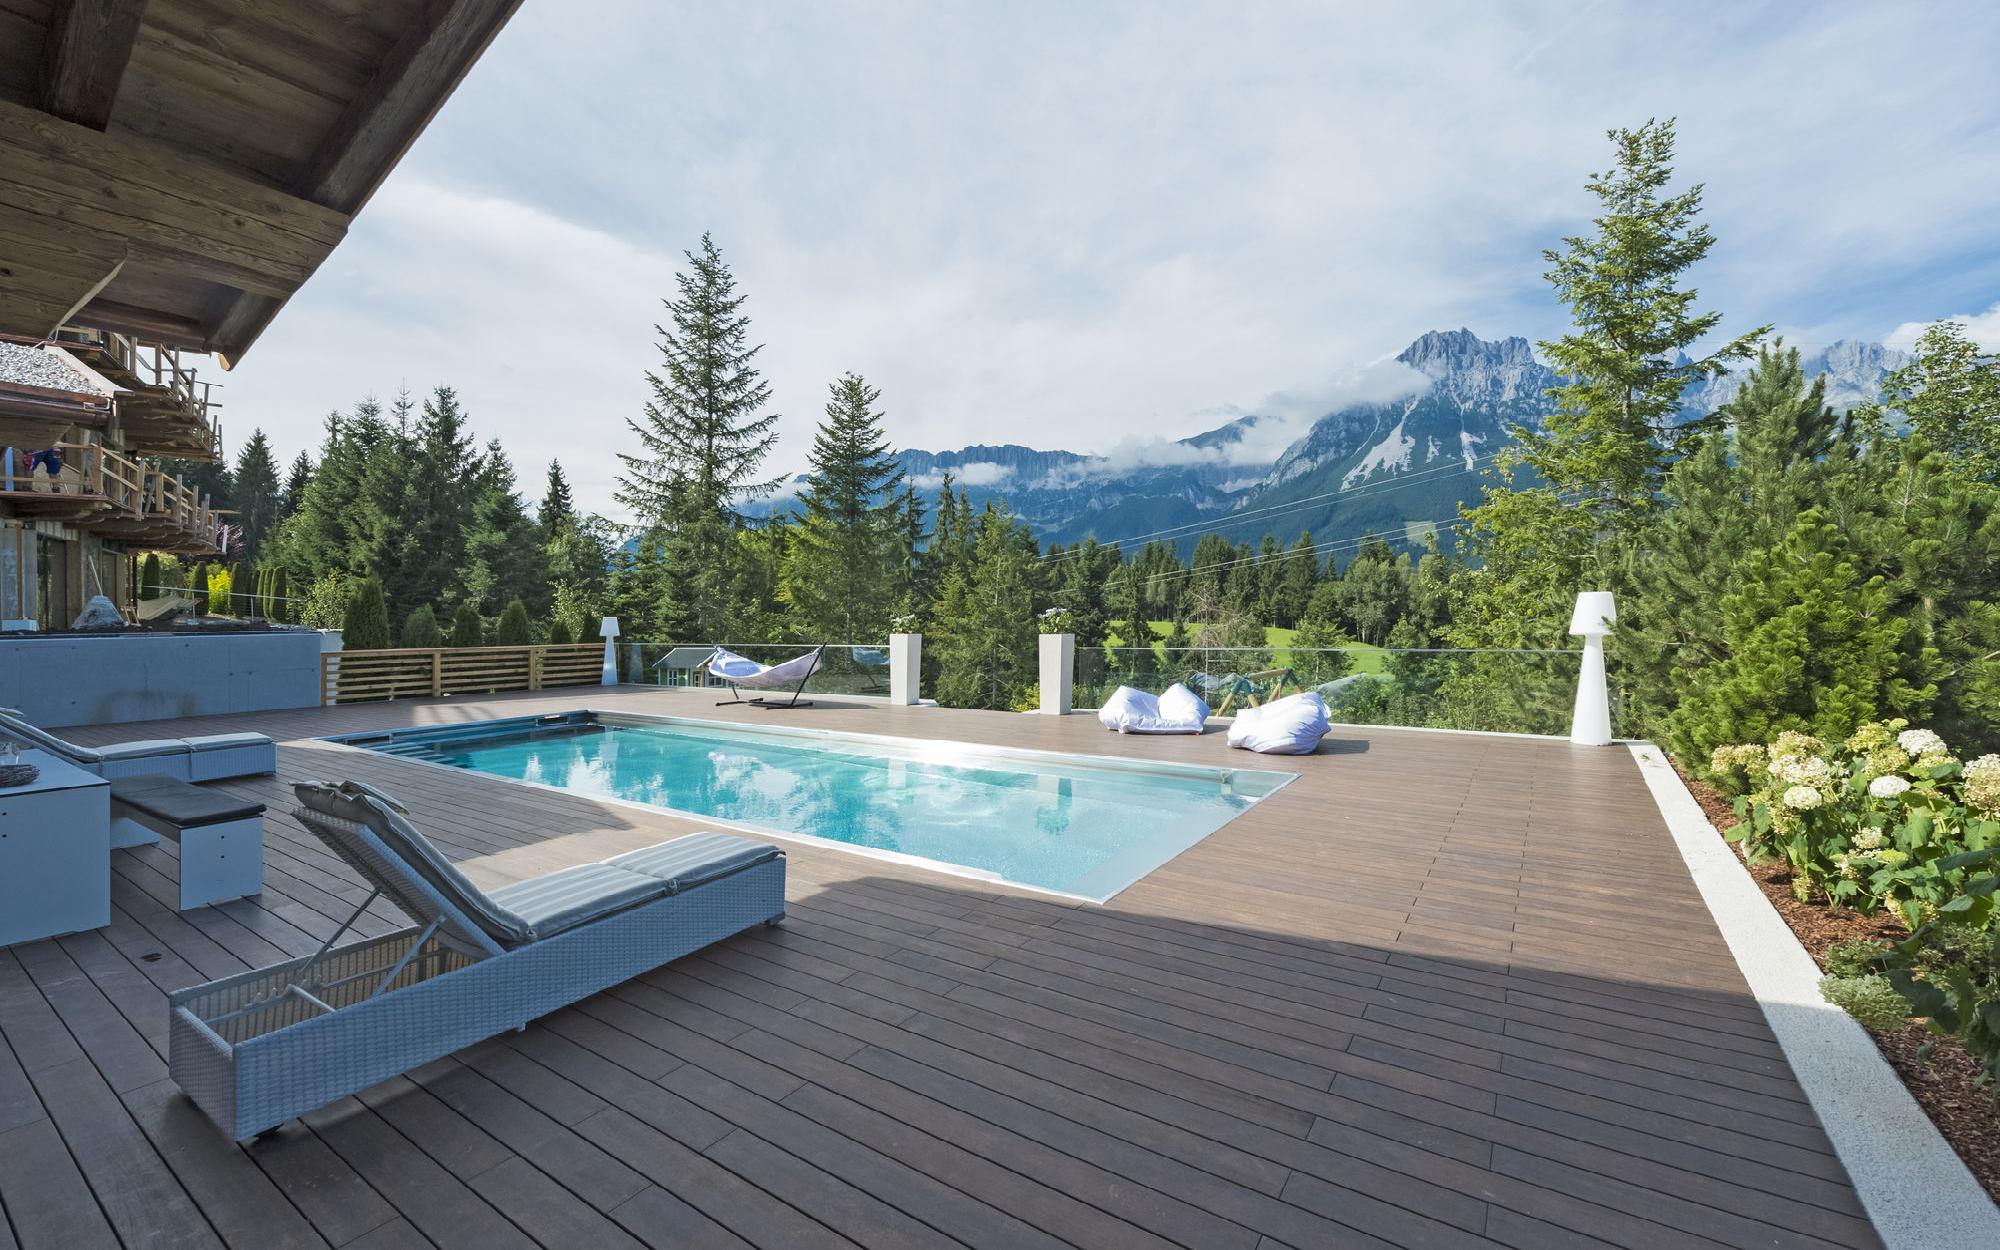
1098,683,1210,734
1227,691,1332,755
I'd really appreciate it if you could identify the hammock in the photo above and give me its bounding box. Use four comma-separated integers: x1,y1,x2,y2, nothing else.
705,645,826,709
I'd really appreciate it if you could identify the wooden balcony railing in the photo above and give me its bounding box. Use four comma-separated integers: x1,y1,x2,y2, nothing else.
52,326,223,459
0,441,227,552
321,644,605,705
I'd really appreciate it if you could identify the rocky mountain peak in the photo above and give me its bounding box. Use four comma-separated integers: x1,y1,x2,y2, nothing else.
1395,328,1538,379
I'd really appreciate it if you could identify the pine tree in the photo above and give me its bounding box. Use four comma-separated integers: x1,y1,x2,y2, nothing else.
232,429,282,566
930,505,1039,710
1276,531,1319,628
449,600,485,647
780,373,906,639
493,598,532,646
1459,119,1766,647
393,386,479,613
342,576,391,650
1664,512,1932,762
281,451,313,520
461,442,548,616
540,460,575,532
616,234,781,640
399,604,442,648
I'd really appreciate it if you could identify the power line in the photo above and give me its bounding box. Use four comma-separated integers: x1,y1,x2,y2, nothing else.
1112,518,1470,591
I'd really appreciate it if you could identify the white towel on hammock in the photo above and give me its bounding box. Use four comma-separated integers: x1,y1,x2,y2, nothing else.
708,647,822,688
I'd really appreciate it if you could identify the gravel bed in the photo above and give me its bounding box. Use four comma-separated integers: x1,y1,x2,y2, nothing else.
0,341,97,394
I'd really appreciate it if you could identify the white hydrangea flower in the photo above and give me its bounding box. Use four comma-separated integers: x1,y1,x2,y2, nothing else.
1897,728,1945,756
1851,826,1885,850
1776,756,1833,787
1964,755,2000,815
1782,785,1823,811
1868,775,1911,800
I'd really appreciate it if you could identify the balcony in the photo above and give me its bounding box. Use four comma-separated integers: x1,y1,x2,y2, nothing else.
51,327,223,461
0,440,227,555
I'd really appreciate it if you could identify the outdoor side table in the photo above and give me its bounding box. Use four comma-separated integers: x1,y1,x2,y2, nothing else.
0,749,111,946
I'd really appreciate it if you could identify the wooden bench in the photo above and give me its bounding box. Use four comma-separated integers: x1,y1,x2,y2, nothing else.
109,776,266,909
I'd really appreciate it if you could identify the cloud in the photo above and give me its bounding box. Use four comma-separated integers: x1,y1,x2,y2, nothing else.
1884,300,2000,352
911,461,1014,491
200,1,2000,523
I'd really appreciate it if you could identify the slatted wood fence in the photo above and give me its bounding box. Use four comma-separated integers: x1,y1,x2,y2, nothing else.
320,644,603,705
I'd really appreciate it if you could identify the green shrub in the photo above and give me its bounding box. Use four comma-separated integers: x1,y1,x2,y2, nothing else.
139,553,162,601
267,567,289,623
1817,974,1914,1031
341,576,391,650
187,562,208,615
208,565,232,616
1824,939,1888,978
399,604,442,649
298,572,346,630
493,599,532,646
547,616,573,645
449,601,485,648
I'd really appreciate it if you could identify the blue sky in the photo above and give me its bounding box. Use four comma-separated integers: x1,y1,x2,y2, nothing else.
217,1,2000,517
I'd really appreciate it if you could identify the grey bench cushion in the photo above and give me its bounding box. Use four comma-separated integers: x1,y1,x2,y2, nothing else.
605,832,781,893
92,738,192,763
187,732,272,751
109,775,265,827
486,864,668,940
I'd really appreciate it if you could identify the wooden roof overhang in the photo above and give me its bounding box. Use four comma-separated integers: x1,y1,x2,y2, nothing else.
0,0,522,366
0,375,110,447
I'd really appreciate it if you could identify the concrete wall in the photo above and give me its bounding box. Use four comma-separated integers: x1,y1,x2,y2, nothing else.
0,630,324,728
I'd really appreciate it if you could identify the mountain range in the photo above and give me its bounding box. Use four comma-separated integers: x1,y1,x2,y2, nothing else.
758,329,1909,561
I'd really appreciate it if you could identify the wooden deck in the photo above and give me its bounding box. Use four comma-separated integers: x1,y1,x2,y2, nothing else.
1,688,1883,1249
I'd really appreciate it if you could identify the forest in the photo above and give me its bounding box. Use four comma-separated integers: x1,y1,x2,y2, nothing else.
161,120,2000,765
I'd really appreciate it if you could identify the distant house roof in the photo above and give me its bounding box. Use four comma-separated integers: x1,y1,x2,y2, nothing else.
0,0,522,366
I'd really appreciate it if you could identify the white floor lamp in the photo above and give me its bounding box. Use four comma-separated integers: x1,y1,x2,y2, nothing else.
1569,591,1615,746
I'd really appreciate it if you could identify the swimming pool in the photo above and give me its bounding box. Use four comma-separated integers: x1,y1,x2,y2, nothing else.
329,712,1293,900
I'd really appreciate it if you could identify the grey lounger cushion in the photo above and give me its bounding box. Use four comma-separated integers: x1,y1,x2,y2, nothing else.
294,780,537,948
606,832,782,893
110,776,265,828
93,738,193,762
486,864,668,940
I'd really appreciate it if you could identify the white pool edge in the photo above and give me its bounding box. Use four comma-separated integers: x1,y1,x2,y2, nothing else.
1628,742,2000,1248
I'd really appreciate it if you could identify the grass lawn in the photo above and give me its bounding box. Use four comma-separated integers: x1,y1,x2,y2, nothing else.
1103,622,1387,675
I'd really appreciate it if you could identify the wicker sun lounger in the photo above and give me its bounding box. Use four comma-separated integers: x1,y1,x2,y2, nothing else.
167,779,786,1140
0,707,276,781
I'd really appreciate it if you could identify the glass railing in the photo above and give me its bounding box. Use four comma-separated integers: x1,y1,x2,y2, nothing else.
618,642,896,698
1075,644,1584,736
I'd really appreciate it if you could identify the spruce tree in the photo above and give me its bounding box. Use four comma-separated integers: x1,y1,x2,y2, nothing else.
540,460,575,532
393,386,478,613
399,604,441,648
281,451,312,520
1458,119,1766,647
1293,581,1357,686
1276,532,1318,628
449,600,485,647
616,234,780,640
462,442,548,616
342,576,391,650
232,429,282,567
930,505,1039,709
781,372,906,639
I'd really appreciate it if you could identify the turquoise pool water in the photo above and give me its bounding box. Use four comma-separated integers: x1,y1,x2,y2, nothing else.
334,713,1291,900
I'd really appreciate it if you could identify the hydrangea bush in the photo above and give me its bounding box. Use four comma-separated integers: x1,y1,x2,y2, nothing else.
1713,720,2000,924
1710,720,2000,1086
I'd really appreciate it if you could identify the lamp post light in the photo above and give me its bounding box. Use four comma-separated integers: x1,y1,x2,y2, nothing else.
598,616,621,687
1568,591,1616,746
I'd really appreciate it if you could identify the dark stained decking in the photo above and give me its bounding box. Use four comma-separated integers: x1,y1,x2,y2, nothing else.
0,688,1882,1249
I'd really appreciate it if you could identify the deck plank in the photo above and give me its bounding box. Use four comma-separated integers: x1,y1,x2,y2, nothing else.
19,686,1886,1249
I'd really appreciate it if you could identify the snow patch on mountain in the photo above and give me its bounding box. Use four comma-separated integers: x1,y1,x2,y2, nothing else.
1341,407,1419,488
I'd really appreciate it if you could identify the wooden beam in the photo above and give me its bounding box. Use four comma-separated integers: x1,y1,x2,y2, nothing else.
41,0,149,130
298,0,523,213
56,298,209,353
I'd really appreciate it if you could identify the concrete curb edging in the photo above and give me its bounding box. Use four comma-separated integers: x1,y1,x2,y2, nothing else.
1628,742,2000,1249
